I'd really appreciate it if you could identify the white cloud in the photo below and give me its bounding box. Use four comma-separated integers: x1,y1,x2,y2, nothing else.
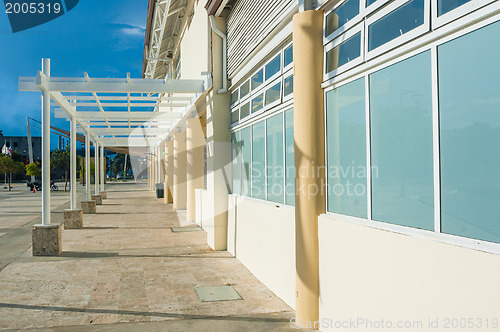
121,26,145,37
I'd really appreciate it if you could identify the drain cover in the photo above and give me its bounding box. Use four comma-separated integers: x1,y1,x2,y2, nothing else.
194,286,242,302
171,226,202,232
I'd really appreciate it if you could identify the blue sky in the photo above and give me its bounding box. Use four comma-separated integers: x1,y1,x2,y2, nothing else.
0,0,148,147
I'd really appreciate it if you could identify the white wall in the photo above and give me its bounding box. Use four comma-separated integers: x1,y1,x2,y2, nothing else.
228,195,296,309
318,214,500,331
197,188,216,249
180,0,209,80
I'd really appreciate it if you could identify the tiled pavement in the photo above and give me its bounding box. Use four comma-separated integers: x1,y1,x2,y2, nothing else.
0,182,296,331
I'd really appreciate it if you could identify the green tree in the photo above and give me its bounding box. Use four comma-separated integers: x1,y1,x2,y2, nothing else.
25,162,42,179
51,148,70,192
0,155,25,191
111,154,131,179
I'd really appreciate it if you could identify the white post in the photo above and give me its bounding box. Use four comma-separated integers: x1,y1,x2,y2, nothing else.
155,146,161,188
85,134,91,201
41,58,51,226
70,117,77,209
100,146,105,191
94,142,99,195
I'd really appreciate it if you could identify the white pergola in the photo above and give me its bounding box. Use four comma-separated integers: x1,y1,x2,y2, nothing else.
19,58,210,226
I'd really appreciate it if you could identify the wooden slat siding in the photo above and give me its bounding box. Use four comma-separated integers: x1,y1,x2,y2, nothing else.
226,0,294,78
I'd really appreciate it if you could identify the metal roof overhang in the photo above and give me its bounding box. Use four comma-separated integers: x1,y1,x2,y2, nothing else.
19,68,210,148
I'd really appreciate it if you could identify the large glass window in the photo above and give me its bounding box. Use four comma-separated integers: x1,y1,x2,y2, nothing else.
230,90,239,105
240,80,250,99
284,45,293,67
265,54,281,80
326,32,361,73
240,102,250,119
438,0,471,16
252,94,264,113
326,77,367,218
265,82,281,106
369,51,433,230
325,0,360,37
285,109,295,205
231,109,239,124
241,127,251,196
252,121,266,199
251,69,264,90
231,132,241,195
267,114,284,204
368,0,425,51
438,21,500,243
284,76,293,97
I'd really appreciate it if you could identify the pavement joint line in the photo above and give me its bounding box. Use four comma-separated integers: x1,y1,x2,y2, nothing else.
0,302,292,323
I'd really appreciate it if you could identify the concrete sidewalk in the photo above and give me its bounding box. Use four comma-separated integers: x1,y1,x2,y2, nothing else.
0,182,296,331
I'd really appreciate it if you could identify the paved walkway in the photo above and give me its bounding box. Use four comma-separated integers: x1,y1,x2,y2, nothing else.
0,182,295,331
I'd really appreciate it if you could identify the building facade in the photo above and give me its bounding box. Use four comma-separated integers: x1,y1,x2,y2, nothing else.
1,136,42,162
144,0,500,329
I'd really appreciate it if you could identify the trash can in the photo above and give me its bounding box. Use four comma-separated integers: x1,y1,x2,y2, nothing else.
155,183,164,199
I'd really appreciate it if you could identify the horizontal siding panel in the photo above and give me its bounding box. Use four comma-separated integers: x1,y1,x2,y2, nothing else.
227,0,294,77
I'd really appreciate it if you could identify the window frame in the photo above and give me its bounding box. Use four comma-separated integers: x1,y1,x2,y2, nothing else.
230,40,294,129
321,8,500,253
283,70,294,102
239,79,251,102
264,53,283,82
230,89,239,107
283,42,294,72
324,22,365,81
431,0,497,29
324,0,365,44
231,108,240,125
230,101,295,207
363,0,392,16
365,0,430,60
264,77,283,109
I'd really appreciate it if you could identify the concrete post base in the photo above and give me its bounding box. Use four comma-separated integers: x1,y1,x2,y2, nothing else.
64,209,83,229
32,224,62,256
100,191,107,199
91,194,103,205
81,200,96,214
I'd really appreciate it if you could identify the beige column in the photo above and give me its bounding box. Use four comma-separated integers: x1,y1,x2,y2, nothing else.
173,131,187,210
147,154,151,188
293,10,325,325
164,140,174,203
186,117,205,223
205,16,230,250
150,156,154,189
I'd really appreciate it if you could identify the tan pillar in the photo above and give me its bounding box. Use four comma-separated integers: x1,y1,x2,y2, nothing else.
186,117,205,222
293,10,325,325
147,154,151,188
205,16,230,250
164,140,174,203
151,155,154,189
173,131,187,210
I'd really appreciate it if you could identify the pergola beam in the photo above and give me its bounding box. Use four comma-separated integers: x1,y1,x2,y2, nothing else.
54,108,183,120
56,102,189,108
20,75,205,93
88,127,170,135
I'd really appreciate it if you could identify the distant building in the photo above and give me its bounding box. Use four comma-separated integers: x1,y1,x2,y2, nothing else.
1,136,42,163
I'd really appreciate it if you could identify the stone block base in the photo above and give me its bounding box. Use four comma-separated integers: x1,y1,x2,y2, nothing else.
81,200,96,214
32,224,62,256
64,209,83,229
100,191,107,199
91,194,103,205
